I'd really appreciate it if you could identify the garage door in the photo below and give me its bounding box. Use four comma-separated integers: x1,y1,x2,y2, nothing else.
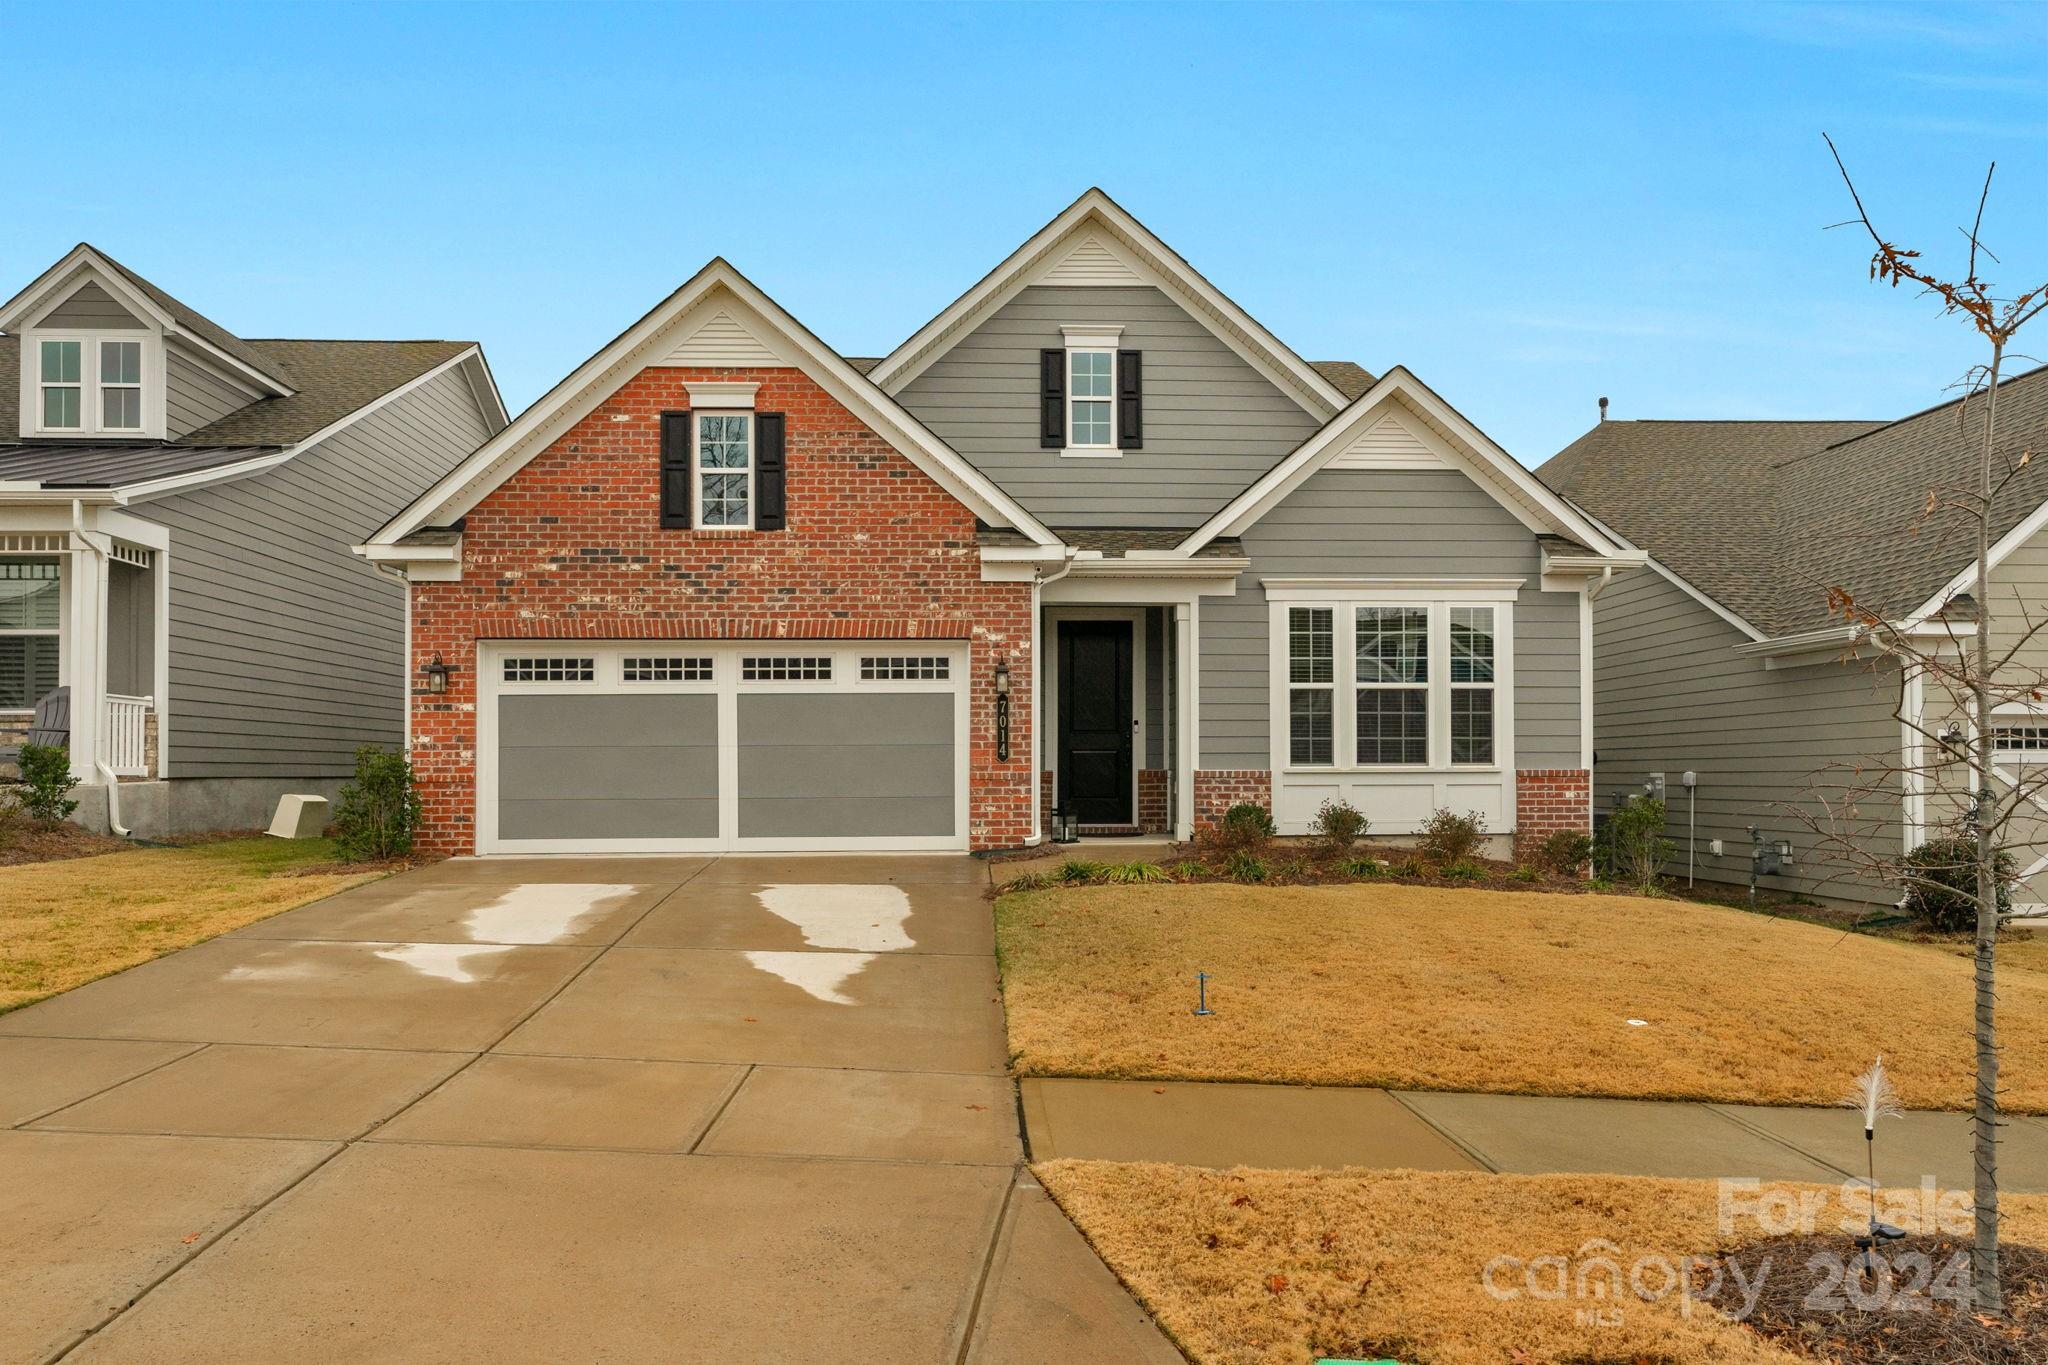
478,643,966,853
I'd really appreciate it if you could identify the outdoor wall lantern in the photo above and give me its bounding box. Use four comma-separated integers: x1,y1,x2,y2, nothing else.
421,655,454,695
993,660,1011,762
1051,806,1080,844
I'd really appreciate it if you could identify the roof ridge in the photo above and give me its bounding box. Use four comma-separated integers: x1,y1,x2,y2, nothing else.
1807,362,2048,456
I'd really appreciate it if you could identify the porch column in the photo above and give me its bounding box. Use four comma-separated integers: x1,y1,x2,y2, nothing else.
1174,600,1198,840
65,541,104,783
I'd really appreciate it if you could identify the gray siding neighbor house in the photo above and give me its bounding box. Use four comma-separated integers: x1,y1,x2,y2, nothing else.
1540,367,2048,910
0,244,507,836
360,190,1636,858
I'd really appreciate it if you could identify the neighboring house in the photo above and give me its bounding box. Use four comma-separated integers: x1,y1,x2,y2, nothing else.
0,245,507,835
1540,366,2048,910
359,190,1637,857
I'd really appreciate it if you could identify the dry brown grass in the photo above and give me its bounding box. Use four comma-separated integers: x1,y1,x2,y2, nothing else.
0,838,383,1012
1036,1160,2048,1365
995,883,2048,1111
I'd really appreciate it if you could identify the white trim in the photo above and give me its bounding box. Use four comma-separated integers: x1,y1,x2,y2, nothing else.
867,189,1349,419
691,410,755,531
1177,368,1628,558
1044,607,1147,827
475,639,971,854
366,261,1057,549
1061,338,1120,457
1902,663,1925,852
684,381,758,411
1059,324,1124,349
1261,576,1524,602
1903,492,2048,628
1175,601,1198,839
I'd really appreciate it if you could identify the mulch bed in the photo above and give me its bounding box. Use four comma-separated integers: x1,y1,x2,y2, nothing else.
0,819,129,867
995,837,1595,895
1707,1233,2047,1364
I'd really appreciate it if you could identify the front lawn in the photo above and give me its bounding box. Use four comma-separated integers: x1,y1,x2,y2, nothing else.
995,883,2048,1111
1037,1160,2048,1365
0,838,386,1012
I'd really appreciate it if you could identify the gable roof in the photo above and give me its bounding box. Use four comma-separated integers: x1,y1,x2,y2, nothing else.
0,244,294,395
1539,366,2048,636
368,258,1059,547
1176,365,1631,559
864,189,1352,419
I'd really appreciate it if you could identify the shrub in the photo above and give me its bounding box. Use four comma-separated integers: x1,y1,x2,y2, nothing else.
1902,837,2016,933
15,742,78,822
1537,829,1594,878
1310,799,1368,857
1001,870,1055,893
1204,801,1276,858
1056,858,1108,884
1104,861,1170,884
1596,798,1671,891
1512,863,1541,883
1341,856,1385,878
332,745,424,862
1440,859,1486,881
1171,860,1209,881
1222,850,1269,883
1274,856,1315,882
1392,857,1426,878
1416,808,1486,867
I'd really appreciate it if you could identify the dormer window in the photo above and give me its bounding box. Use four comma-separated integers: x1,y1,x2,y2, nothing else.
35,336,145,435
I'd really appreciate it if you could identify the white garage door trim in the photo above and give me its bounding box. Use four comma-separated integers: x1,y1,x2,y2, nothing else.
476,640,969,854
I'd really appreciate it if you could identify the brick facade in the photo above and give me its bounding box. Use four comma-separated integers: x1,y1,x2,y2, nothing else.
1514,767,1592,862
408,365,1035,854
1193,769,1273,832
1137,768,1169,834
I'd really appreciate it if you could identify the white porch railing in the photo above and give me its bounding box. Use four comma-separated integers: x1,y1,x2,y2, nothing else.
104,694,152,777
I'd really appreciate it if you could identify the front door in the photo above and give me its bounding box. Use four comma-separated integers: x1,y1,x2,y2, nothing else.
1058,619,1133,825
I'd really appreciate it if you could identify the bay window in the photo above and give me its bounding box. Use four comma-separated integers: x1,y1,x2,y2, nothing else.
1273,590,1513,771
0,559,61,712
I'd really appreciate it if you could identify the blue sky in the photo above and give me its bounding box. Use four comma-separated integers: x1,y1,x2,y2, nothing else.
6,1,2043,464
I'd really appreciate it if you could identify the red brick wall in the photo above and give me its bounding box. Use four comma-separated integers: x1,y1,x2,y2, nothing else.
408,365,1035,854
1193,770,1273,832
1137,769,1170,834
1514,768,1591,862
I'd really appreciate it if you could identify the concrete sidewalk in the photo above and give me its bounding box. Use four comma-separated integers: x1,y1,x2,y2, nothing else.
1,856,1181,1364
1022,1077,2048,1190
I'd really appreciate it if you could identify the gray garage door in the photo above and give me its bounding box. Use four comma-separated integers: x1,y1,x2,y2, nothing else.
737,692,956,838
497,693,719,841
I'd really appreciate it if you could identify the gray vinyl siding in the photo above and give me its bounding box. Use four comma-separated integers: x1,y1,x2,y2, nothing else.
1199,467,1582,772
895,285,1323,529
41,281,145,328
146,363,493,780
166,345,254,438
106,562,153,697
1590,565,1902,906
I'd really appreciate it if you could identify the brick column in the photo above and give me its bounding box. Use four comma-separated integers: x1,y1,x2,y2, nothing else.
1515,768,1591,862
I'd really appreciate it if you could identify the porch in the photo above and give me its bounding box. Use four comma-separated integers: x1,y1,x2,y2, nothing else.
1,516,166,792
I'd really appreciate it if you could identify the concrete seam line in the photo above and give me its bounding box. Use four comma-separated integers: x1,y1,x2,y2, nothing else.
1700,1102,1864,1183
685,1064,756,1155
8,1040,209,1130
950,1169,1022,1365
1384,1090,1501,1173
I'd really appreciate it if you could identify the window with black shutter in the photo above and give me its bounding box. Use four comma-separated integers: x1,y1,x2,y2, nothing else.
659,410,691,527
755,412,787,530
1040,348,1065,448
1117,349,1143,449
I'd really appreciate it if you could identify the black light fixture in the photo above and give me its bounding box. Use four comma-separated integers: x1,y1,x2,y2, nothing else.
1051,806,1080,844
993,660,1012,762
421,654,453,695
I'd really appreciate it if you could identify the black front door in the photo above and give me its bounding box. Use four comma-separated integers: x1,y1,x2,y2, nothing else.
1058,620,1134,825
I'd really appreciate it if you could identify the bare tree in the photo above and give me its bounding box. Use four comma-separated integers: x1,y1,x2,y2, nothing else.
1796,135,2048,1315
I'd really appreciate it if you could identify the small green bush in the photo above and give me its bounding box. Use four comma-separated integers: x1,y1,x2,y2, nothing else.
1274,856,1315,882
15,742,78,822
333,745,424,862
1596,798,1671,891
1222,850,1269,883
1537,829,1594,878
1171,860,1209,881
1392,857,1426,878
1310,799,1368,857
1001,870,1055,893
1340,856,1384,878
1902,837,2015,933
1417,808,1486,867
1104,861,1171,884
1205,801,1276,858
1440,858,1486,881
1056,858,1108,884
1512,863,1541,883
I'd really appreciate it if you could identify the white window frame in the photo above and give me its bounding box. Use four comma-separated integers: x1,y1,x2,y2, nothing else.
1284,605,1335,767
1448,604,1499,767
0,556,64,715
1266,582,1517,776
1059,324,1123,459
692,409,754,531
97,338,144,432
32,334,156,437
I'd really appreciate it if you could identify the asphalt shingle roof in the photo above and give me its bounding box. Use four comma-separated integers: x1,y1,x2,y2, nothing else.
1539,366,2048,635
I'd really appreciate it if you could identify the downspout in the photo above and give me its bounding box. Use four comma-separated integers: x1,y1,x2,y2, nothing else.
1585,565,1616,600
73,499,128,837
1026,550,1080,845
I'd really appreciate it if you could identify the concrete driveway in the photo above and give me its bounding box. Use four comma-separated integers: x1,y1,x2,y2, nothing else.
0,856,1180,1364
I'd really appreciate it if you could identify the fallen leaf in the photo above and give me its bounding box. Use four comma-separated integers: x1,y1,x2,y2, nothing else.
1152,1087,1165,1094
181,1232,202,1245
1230,1195,1253,1208
1266,1274,1288,1294
964,1104,989,1111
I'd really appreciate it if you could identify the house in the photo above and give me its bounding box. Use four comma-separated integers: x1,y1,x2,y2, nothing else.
360,190,1637,857
0,245,507,836
1540,365,2048,910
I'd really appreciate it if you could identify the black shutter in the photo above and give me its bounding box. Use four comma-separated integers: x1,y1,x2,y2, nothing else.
755,412,786,531
1040,348,1065,448
659,410,692,527
1117,350,1143,449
